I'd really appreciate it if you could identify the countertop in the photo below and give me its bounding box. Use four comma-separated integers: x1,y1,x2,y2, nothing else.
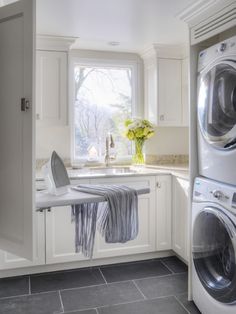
36,164,189,183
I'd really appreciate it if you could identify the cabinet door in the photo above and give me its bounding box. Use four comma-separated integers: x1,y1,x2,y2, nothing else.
0,212,45,270
172,177,189,262
36,51,67,126
92,176,156,258
144,58,158,124
158,58,182,126
45,179,90,264
156,175,172,251
94,193,156,258
46,206,88,264
181,58,189,126
0,0,35,260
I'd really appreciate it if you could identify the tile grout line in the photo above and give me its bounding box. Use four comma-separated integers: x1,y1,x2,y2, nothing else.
0,289,60,301
174,295,191,314
96,294,185,310
95,308,99,314
98,268,108,284
132,280,147,300
58,290,65,313
0,272,187,301
97,257,175,270
97,298,146,309
30,258,161,278
160,260,175,274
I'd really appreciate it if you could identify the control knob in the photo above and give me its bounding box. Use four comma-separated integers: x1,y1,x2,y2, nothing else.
219,42,227,52
212,190,224,200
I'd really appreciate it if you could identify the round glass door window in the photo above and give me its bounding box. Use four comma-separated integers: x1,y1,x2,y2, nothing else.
193,207,236,304
198,61,236,149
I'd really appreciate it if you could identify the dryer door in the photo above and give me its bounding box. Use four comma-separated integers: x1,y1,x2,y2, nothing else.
198,60,236,150
193,207,236,304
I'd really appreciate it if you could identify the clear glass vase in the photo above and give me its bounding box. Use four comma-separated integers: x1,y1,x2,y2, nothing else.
132,139,145,165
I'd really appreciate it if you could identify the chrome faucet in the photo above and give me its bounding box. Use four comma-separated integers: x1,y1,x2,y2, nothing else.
104,133,115,167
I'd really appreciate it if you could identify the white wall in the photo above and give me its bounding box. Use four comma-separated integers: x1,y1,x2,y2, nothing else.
36,126,70,159
36,49,189,160
36,126,189,160
146,127,189,155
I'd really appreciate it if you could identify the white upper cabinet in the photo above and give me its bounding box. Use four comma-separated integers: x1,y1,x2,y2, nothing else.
158,58,182,126
0,0,35,260
142,45,189,127
36,50,67,126
36,36,76,127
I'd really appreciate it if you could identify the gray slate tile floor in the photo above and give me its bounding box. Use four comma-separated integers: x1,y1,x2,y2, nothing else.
0,256,200,314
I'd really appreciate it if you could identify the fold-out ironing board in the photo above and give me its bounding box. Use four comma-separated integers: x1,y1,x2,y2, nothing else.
36,186,150,211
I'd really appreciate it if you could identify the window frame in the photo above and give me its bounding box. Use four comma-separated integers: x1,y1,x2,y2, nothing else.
69,54,142,166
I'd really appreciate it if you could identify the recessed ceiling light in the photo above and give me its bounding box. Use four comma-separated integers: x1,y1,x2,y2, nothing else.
108,41,120,46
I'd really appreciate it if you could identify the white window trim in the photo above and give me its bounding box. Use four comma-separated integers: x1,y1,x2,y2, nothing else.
69,54,143,166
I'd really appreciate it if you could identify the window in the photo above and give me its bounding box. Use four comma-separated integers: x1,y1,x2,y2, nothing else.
71,59,138,164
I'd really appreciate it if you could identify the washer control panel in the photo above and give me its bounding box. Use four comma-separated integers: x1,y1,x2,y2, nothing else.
193,177,236,215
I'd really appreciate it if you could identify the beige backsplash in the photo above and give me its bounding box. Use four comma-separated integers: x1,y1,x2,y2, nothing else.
36,154,189,170
145,154,189,165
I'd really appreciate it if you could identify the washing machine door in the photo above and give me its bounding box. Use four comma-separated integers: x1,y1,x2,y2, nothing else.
193,207,236,304
198,60,236,150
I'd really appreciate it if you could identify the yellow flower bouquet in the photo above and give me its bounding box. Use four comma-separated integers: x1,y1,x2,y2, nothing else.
124,118,155,164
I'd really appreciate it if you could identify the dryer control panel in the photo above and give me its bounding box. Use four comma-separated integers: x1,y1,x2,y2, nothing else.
193,177,236,215
198,35,236,72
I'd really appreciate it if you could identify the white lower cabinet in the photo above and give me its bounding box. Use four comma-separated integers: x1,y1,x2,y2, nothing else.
0,212,45,269
45,176,156,263
46,206,88,264
156,175,172,251
45,178,90,264
0,173,186,272
172,176,189,262
94,192,156,259
92,176,156,258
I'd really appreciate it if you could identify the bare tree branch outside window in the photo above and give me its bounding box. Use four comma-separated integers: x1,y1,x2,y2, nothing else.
73,65,133,161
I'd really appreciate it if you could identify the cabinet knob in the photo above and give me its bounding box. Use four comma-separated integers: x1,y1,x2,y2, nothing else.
36,113,40,120
160,115,164,121
156,182,161,188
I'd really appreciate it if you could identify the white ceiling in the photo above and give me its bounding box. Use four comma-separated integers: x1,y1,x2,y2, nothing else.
35,0,196,52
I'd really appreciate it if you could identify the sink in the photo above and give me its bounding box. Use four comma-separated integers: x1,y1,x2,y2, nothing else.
68,166,141,177
89,167,137,175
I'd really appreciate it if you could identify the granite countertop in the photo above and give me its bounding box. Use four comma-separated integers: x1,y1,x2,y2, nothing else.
145,164,189,180
36,164,189,182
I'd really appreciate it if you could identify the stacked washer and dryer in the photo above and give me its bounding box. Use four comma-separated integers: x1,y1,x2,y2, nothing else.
192,35,236,314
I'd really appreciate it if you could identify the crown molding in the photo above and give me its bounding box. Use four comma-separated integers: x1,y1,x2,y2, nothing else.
141,43,188,60
176,0,221,24
176,0,236,27
36,35,77,51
